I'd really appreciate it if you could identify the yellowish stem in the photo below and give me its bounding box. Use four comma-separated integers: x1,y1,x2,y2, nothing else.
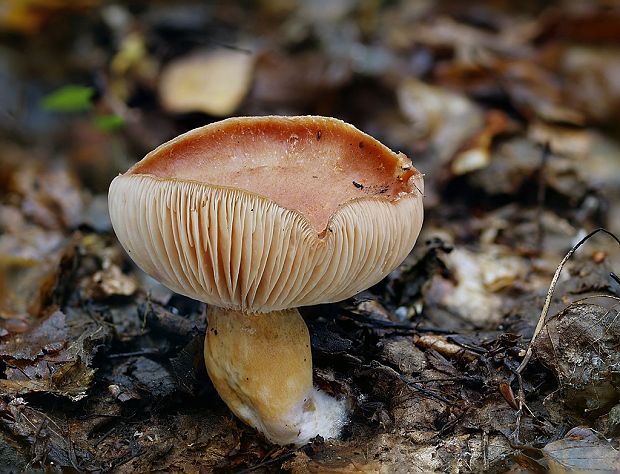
204,306,346,445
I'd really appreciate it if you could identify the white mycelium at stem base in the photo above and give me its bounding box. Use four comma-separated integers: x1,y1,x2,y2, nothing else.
108,116,424,445
204,307,347,445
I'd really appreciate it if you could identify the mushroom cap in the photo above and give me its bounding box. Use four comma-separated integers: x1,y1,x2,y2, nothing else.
109,116,424,312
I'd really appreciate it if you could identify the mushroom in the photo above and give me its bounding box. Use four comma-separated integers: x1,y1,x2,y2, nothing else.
108,116,424,445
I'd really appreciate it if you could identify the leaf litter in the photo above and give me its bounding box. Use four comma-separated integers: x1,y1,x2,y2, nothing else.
2,1,620,472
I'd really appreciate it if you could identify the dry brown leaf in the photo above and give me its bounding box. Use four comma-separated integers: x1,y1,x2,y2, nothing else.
250,51,351,109
528,121,592,160
0,0,99,33
0,309,108,400
0,213,66,321
533,301,620,415
560,46,620,124
543,427,620,473
451,110,511,175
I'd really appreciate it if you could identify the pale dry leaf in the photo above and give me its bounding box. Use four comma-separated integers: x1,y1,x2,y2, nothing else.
159,49,254,116
452,110,510,175
397,78,484,163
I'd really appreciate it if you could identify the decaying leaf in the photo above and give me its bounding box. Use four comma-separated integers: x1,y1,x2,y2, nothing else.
543,427,620,473
0,309,109,400
377,337,427,376
250,51,352,109
397,78,484,163
108,356,176,402
451,110,511,175
528,122,592,161
533,301,620,414
561,46,620,124
159,48,255,116
499,60,585,125
0,398,98,470
9,165,83,231
0,221,65,322
425,246,527,326
81,263,138,300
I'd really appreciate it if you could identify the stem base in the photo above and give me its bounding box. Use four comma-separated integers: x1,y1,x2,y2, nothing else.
204,307,346,445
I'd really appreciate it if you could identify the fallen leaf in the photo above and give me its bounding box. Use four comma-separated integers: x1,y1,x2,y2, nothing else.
397,78,484,163
81,264,138,300
10,165,84,230
0,309,109,400
108,356,177,401
533,302,620,414
159,49,254,116
451,110,511,175
425,247,526,325
560,46,620,124
0,398,98,470
528,121,592,160
543,427,620,473
250,51,351,109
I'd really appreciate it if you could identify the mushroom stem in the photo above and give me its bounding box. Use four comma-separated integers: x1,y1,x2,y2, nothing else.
204,307,347,445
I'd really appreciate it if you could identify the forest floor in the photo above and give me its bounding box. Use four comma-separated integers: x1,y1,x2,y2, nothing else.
1,1,620,472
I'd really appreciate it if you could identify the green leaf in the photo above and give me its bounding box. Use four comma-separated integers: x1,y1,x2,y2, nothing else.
41,85,95,112
92,114,125,132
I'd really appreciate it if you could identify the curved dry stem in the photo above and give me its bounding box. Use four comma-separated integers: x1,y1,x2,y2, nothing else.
204,306,347,445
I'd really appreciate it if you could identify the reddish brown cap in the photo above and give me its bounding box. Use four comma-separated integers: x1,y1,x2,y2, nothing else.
109,116,424,311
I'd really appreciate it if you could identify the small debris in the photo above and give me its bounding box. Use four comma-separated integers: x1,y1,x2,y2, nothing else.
81,264,138,299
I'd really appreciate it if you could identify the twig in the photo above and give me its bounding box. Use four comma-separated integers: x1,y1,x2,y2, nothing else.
233,451,295,474
107,349,160,359
341,310,453,334
413,334,478,363
397,372,454,404
93,424,118,445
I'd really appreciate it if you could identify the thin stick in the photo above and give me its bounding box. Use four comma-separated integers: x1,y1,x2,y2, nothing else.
234,452,295,474
413,334,478,363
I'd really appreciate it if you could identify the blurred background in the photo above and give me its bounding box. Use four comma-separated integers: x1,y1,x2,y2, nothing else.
2,1,620,471
0,0,620,326
2,0,620,325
